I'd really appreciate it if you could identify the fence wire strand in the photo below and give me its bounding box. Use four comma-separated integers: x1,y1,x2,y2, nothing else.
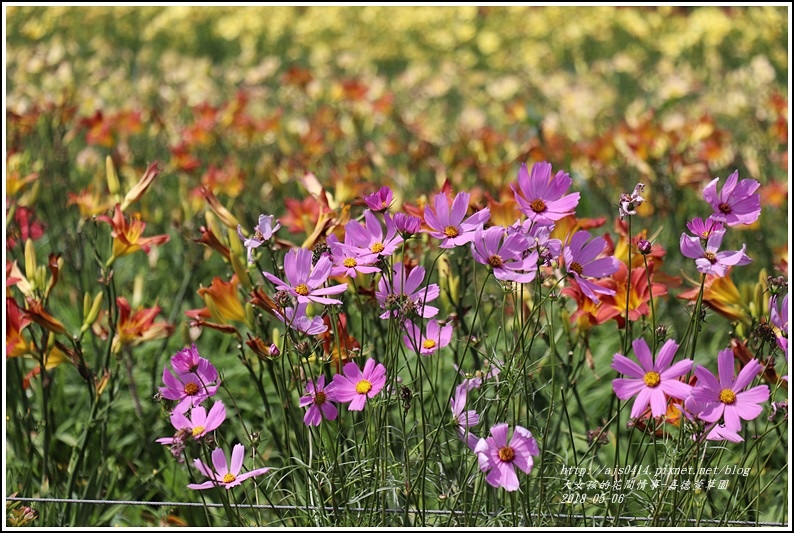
5,496,788,526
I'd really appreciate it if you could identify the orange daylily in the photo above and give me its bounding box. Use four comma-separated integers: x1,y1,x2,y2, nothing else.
185,275,248,333
7,297,33,358
597,262,670,328
67,188,114,218
677,270,751,327
97,204,170,265
113,296,174,352
24,297,69,336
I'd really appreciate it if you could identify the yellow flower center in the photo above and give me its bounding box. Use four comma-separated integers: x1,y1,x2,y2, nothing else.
643,371,661,388
701,231,710,239
719,388,737,405
444,226,459,238
370,242,385,253
223,473,236,484
704,252,717,264
343,257,357,268
356,379,373,394
191,426,205,437
184,382,200,396
315,391,327,405
498,446,515,462
423,339,437,350
295,283,310,296
487,255,504,268
569,262,584,276
530,199,547,213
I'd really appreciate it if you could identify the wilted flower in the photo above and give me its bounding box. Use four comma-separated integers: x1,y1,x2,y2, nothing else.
187,443,270,490
618,183,645,220
474,423,540,491
237,214,281,264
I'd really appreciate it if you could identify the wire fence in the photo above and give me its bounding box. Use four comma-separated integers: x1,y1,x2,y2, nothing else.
6,496,789,527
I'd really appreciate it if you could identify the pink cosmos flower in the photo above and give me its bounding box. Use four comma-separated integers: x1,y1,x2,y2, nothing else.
187,443,270,490
363,186,394,212
770,293,789,360
679,228,751,278
170,344,210,375
453,362,502,392
276,303,328,335
563,230,620,303
611,338,693,419
328,240,380,278
471,226,538,283
237,214,280,264
300,375,338,426
376,263,440,320
703,170,761,226
474,423,540,491
451,386,480,450
158,401,227,445
326,358,387,411
685,348,769,439
424,191,490,248
686,217,724,240
160,365,220,414
403,320,453,355
345,211,403,258
263,248,347,305
511,161,580,225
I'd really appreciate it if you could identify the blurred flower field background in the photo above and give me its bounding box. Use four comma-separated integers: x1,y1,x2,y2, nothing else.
4,5,790,527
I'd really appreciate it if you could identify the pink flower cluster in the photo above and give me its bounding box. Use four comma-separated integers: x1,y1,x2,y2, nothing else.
157,345,270,489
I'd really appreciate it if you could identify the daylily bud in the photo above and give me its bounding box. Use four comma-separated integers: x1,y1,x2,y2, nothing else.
80,291,104,334
106,155,121,197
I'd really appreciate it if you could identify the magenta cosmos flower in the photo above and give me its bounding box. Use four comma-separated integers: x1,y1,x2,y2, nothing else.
264,247,347,305
451,386,480,450
686,348,769,437
160,363,221,414
471,226,538,283
276,303,328,336
424,191,490,248
300,375,338,426
686,217,724,240
403,319,453,355
770,293,788,358
611,337,693,419
563,230,620,303
474,423,540,491
393,213,422,236
158,401,227,445
187,443,270,490
363,186,394,212
511,161,580,225
170,344,210,375
376,263,440,320
703,170,761,226
679,228,751,278
345,210,403,258
326,358,387,411
237,214,280,264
